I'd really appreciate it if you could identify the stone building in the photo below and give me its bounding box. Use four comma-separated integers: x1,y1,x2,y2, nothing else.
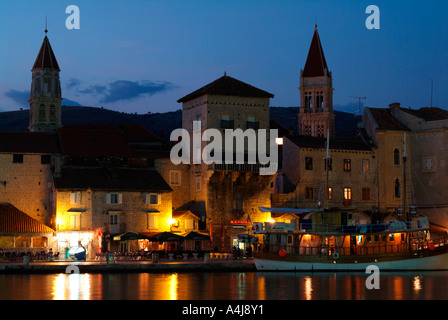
276,134,377,212
53,124,175,256
176,74,277,251
363,103,448,228
53,166,173,257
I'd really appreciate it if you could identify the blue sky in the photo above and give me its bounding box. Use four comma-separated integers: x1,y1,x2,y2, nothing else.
0,0,447,114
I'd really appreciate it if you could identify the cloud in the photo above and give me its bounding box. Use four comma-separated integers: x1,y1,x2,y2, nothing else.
100,80,177,104
4,89,82,108
66,78,83,89
79,85,107,96
4,90,29,108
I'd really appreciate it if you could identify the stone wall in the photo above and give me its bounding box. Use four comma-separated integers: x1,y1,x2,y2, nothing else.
0,153,55,226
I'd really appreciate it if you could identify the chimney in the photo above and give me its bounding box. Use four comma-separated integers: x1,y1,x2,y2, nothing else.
389,102,401,110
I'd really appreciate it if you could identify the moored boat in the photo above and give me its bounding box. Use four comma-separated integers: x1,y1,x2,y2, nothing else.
252,214,448,271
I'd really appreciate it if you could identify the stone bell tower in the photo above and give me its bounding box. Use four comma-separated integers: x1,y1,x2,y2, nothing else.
29,29,62,132
298,25,335,139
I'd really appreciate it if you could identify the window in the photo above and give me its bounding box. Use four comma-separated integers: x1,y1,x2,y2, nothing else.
69,213,81,230
235,192,243,211
317,125,324,137
304,92,312,108
186,219,195,230
109,214,119,233
327,187,333,200
148,215,159,229
70,192,81,204
43,77,52,93
107,193,122,204
324,158,332,171
423,157,435,172
170,170,181,186
304,125,312,135
394,149,400,165
13,154,23,163
394,179,400,198
49,105,56,123
344,159,351,171
362,187,371,201
38,104,46,122
221,115,233,129
305,157,313,170
196,176,201,191
144,193,160,205
362,159,370,173
246,116,259,129
344,187,352,200
41,155,51,164
305,187,314,200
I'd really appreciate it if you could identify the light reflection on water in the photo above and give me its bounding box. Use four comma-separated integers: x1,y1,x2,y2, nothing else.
0,271,446,300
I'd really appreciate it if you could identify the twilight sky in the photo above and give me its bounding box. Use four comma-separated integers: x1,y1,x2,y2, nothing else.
0,0,447,115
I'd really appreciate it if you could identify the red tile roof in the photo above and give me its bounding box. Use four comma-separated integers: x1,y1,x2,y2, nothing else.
302,27,329,78
0,203,54,234
54,167,173,192
0,132,60,154
177,74,274,103
58,126,135,157
400,107,448,121
286,134,371,151
32,36,60,71
367,108,409,131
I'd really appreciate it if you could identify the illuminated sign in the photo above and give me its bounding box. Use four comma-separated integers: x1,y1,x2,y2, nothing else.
230,220,250,225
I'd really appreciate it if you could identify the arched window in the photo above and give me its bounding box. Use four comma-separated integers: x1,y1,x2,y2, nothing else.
38,104,46,122
394,178,400,198
49,105,56,123
394,149,400,165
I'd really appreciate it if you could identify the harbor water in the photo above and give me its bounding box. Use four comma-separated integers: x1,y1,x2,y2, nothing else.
0,271,447,300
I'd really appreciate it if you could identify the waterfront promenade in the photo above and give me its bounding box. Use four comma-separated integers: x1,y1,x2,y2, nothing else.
0,256,256,274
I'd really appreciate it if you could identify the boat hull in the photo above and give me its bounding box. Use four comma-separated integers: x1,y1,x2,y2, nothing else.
254,251,448,271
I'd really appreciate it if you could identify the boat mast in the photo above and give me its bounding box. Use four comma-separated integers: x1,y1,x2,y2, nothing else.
325,129,330,210
403,132,407,223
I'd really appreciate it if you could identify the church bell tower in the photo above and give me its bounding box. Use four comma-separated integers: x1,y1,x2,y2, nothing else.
29,29,62,132
298,25,335,139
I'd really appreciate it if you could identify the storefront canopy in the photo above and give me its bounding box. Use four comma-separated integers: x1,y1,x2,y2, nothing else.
184,231,211,241
146,232,185,242
113,232,150,241
258,207,312,214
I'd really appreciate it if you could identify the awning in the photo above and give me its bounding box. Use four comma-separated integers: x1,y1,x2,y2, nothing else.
67,208,87,212
113,232,150,241
258,207,312,214
184,231,211,240
146,232,185,242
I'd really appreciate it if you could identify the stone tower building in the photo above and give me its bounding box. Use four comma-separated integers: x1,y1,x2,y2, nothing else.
298,26,335,139
29,31,62,132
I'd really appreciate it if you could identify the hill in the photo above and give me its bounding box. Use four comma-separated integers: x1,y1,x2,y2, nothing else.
0,106,361,140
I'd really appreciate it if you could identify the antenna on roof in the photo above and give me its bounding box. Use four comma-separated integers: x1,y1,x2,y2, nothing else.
349,96,366,116
430,79,433,107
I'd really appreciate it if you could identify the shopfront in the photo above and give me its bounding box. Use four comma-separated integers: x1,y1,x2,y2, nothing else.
55,230,98,260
